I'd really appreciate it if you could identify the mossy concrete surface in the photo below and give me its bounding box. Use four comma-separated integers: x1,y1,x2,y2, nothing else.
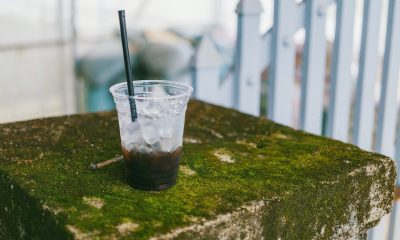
0,101,396,240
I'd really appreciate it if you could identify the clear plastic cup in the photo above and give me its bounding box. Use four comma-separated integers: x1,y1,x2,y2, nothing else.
110,80,192,190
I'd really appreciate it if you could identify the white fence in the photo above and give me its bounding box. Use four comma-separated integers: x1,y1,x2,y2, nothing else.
190,0,400,239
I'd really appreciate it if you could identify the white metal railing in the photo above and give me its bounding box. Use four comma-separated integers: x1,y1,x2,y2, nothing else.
190,0,400,239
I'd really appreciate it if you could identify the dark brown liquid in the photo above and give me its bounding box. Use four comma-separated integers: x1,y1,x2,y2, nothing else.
122,147,182,191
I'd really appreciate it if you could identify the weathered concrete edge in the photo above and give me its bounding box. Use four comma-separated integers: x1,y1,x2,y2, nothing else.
150,157,397,240
329,156,397,239
0,171,71,239
149,200,269,240
0,152,396,240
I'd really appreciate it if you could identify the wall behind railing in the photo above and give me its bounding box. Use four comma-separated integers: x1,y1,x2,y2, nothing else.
0,0,75,123
0,0,224,124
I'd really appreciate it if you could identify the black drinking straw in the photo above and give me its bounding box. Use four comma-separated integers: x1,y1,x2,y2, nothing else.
118,10,137,121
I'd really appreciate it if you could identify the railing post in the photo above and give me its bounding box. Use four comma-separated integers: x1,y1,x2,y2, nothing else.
190,35,226,106
376,0,400,162
354,1,384,237
234,0,263,116
373,0,400,239
300,0,328,135
268,0,297,126
352,0,382,151
325,0,356,142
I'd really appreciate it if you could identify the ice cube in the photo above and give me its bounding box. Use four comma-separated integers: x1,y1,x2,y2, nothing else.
168,129,182,152
123,142,134,151
118,113,132,129
121,122,141,147
135,140,154,153
141,102,162,118
151,85,168,97
158,138,173,152
135,100,149,115
116,100,130,113
156,117,174,138
138,117,160,145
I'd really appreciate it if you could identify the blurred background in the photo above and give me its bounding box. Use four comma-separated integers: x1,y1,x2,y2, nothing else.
0,0,362,124
1,0,399,238
0,0,249,123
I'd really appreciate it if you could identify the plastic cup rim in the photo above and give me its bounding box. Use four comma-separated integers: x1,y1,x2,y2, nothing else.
109,80,193,100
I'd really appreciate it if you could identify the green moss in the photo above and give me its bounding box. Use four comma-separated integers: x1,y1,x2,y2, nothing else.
0,173,71,239
0,101,396,239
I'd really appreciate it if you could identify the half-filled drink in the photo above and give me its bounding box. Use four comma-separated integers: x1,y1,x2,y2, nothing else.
110,80,192,191
122,147,182,190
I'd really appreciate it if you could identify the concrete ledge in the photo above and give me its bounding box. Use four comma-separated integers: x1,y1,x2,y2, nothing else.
0,101,396,239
